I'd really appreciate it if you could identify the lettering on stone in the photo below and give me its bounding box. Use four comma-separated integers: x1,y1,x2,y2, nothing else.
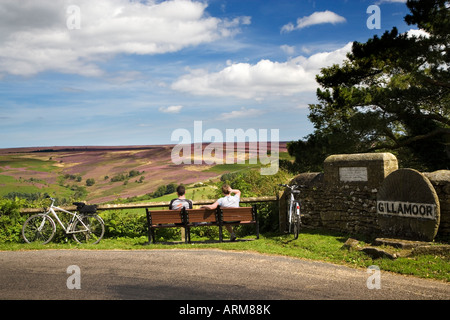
377,201,436,219
339,167,368,182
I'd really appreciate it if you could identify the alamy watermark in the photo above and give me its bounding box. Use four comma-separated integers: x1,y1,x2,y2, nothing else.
366,265,381,289
171,121,279,175
66,265,81,289
66,5,81,30
367,5,381,30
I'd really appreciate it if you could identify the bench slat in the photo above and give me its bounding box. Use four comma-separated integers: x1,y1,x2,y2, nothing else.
221,207,254,222
149,210,184,225
186,208,217,224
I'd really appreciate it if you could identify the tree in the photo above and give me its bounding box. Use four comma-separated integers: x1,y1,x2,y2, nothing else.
165,183,176,194
289,0,449,171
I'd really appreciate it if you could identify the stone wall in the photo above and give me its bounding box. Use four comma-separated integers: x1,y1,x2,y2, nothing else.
424,171,450,239
279,153,450,241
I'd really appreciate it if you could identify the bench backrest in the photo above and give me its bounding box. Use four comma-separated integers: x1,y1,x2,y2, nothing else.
220,206,255,222
147,206,257,226
185,208,218,223
146,209,184,225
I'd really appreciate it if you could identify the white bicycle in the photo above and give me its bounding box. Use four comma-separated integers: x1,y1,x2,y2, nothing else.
22,196,105,244
279,184,305,239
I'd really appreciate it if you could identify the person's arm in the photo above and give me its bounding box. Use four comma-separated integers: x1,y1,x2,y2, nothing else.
231,188,241,197
202,200,219,210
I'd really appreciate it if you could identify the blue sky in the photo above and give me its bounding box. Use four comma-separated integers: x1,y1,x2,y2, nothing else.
0,0,414,148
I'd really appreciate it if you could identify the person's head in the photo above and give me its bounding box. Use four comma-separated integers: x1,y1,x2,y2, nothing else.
177,185,186,196
222,184,231,195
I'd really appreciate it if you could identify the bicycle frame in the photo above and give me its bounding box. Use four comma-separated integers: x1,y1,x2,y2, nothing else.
287,194,300,232
44,204,91,235
287,190,300,233
279,184,303,233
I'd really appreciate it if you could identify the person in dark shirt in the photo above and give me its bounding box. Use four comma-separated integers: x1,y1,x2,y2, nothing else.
169,185,193,210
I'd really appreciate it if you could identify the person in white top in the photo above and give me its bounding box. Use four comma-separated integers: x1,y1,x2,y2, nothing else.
202,184,240,241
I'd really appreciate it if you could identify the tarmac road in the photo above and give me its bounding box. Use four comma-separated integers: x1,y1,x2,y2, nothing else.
0,249,448,300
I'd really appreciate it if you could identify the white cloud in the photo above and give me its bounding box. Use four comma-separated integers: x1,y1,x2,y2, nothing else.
0,0,249,77
220,107,261,120
171,42,353,100
280,45,295,56
406,29,430,39
281,10,346,33
159,105,183,114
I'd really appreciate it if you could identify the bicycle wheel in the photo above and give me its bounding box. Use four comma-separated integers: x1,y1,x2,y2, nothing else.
72,215,105,244
22,214,56,244
292,214,300,239
287,200,294,233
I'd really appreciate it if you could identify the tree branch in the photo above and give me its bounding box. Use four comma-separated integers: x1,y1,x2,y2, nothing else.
422,76,450,89
365,127,450,152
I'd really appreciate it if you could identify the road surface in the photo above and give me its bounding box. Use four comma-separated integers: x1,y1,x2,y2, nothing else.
0,249,448,300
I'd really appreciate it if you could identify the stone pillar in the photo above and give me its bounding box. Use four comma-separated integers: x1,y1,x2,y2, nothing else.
323,153,398,189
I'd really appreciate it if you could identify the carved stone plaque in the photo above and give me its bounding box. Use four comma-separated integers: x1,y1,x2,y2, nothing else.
339,167,368,182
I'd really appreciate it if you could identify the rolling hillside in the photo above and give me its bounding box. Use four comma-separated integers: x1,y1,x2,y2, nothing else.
0,142,288,204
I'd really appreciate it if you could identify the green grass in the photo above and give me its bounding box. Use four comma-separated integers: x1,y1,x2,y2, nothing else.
0,174,72,198
146,185,217,203
279,151,294,160
1,229,448,282
204,163,262,173
0,156,58,172
0,155,75,197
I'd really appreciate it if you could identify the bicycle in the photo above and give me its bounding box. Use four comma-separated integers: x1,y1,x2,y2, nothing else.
22,196,105,245
279,184,305,239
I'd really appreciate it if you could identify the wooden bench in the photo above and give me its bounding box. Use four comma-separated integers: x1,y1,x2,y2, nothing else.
145,209,186,244
145,205,259,244
184,208,220,243
219,206,259,242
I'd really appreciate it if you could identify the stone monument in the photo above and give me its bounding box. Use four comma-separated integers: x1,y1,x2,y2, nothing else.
323,153,398,189
377,168,440,241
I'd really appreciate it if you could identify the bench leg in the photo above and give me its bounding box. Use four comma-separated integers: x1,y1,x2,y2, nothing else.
256,222,260,239
144,228,155,245
185,227,190,244
150,229,156,244
146,227,152,244
145,209,153,244
147,227,155,244
218,224,223,242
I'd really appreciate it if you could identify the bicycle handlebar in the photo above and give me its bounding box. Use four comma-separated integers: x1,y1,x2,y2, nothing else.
45,195,56,206
278,184,307,189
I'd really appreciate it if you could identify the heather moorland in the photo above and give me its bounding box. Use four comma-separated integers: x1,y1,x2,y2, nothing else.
0,142,288,204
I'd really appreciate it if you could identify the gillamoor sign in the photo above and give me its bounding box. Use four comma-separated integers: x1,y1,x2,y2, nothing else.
377,201,436,220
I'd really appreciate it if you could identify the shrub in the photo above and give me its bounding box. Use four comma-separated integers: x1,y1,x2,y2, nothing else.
102,210,148,238
0,198,27,243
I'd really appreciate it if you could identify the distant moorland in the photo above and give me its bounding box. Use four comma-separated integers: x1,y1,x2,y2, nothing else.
0,142,288,204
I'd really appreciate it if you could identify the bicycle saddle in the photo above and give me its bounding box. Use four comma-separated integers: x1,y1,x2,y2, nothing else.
73,202,85,207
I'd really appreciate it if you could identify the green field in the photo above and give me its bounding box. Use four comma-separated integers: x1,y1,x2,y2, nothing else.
0,159,72,198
